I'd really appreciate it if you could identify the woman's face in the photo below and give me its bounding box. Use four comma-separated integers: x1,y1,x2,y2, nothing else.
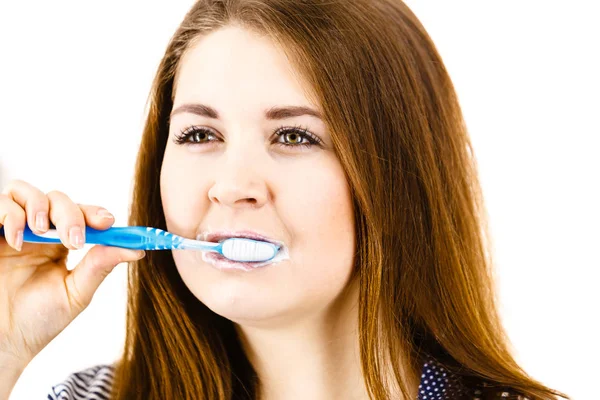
160,26,355,327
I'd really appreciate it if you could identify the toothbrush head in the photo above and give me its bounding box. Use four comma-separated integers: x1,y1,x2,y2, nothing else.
176,235,281,262
221,237,280,262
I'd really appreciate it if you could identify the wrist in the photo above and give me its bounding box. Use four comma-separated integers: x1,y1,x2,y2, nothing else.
0,351,28,370
0,354,27,400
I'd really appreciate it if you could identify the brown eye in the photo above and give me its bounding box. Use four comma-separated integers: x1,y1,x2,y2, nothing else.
274,127,322,149
190,130,209,143
283,131,304,145
174,126,217,145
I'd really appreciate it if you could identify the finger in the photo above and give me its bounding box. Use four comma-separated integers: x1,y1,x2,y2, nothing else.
64,245,145,314
1,179,50,234
76,204,115,231
46,190,86,250
0,194,26,251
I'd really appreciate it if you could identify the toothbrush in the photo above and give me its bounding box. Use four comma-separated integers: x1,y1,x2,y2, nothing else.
0,225,280,262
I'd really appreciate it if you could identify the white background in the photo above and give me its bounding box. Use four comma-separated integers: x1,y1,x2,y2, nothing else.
0,1,598,399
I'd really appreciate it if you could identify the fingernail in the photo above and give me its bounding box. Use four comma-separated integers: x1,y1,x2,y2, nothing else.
69,226,84,249
137,250,146,258
97,209,114,219
15,230,23,251
36,212,48,231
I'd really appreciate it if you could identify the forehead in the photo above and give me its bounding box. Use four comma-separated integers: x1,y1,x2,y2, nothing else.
173,26,316,113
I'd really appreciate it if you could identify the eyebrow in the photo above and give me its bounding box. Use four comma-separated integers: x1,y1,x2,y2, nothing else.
169,103,323,121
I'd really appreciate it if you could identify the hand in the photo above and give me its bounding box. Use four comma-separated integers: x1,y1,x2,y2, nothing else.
0,179,145,368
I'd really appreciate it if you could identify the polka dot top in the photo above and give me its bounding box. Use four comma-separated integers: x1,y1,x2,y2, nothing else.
418,359,456,399
418,359,528,399
47,359,527,399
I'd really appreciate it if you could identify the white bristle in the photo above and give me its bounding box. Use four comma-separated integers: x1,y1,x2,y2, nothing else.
222,238,278,262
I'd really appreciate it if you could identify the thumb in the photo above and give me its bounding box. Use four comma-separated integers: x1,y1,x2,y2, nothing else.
64,245,145,315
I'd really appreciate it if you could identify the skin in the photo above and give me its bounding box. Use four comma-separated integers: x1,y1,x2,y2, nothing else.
0,180,145,399
159,26,372,399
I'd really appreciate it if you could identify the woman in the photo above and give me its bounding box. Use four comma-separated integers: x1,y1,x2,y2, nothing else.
0,0,568,399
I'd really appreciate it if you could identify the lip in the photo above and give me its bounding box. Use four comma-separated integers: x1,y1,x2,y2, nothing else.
200,230,280,245
203,252,266,271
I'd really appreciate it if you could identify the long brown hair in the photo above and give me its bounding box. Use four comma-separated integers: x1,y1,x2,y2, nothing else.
112,1,568,399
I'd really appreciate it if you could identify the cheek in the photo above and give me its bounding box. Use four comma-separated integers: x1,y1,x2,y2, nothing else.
286,157,355,247
282,159,356,289
160,152,205,235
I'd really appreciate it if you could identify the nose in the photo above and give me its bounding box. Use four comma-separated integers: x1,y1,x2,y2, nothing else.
207,144,269,209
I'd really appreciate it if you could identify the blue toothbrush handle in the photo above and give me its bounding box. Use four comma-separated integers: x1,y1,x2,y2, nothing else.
0,225,177,250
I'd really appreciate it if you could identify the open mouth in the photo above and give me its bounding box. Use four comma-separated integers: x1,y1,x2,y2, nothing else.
197,229,289,270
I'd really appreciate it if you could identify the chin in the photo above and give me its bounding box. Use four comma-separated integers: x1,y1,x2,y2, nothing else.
201,292,294,327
